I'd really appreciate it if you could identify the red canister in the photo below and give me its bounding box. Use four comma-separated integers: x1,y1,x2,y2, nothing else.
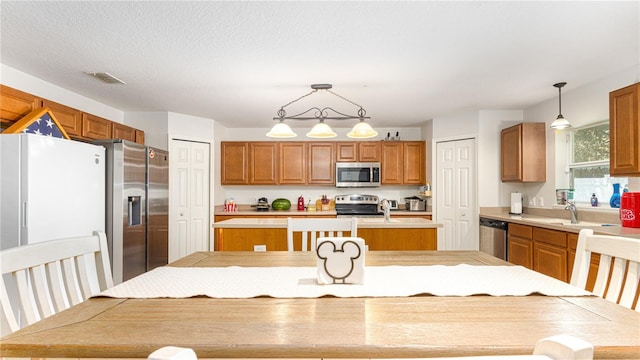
620,192,640,228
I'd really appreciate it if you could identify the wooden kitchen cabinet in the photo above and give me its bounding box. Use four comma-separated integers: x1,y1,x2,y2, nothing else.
82,113,112,140
308,142,334,184
249,142,278,184
507,223,533,269
381,141,426,184
0,85,39,128
221,142,249,184
336,141,380,162
40,99,83,137
381,142,403,184
501,122,546,182
112,122,138,143
609,82,640,176
532,227,568,282
279,142,307,184
403,141,426,184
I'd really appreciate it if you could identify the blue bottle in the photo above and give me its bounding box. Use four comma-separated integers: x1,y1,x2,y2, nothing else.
610,183,621,208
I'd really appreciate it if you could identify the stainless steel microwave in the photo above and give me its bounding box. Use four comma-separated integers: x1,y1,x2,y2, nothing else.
335,162,381,188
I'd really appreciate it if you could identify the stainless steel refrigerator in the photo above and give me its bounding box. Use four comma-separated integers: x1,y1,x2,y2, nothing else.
96,140,168,284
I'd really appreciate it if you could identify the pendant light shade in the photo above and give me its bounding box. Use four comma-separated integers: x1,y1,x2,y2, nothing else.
266,120,297,138
550,82,572,130
306,120,337,138
347,119,378,139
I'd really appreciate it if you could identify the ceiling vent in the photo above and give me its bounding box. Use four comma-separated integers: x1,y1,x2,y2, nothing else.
85,72,126,85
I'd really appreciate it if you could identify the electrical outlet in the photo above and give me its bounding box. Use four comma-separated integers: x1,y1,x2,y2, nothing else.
253,245,267,252
538,197,544,207
528,197,535,206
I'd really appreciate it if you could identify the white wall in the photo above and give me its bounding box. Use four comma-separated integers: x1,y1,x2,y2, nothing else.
124,112,169,150
1,64,124,123
522,65,640,208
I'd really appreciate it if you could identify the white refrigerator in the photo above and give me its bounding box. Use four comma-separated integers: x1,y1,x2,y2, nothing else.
0,134,105,250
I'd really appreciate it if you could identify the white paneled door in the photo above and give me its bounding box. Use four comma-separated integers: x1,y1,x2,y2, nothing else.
169,139,210,262
436,138,477,250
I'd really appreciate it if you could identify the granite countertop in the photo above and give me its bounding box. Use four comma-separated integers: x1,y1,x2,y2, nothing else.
213,217,441,229
480,207,640,239
214,205,431,217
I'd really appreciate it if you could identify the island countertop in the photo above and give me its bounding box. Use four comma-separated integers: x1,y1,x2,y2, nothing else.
213,217,442,229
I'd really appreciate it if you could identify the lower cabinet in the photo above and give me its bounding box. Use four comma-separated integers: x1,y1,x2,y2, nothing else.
214,217,437,251
507,223,533,269
508,222,602,285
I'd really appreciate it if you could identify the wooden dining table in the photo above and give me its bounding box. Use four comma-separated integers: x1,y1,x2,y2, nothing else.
1,250,639,359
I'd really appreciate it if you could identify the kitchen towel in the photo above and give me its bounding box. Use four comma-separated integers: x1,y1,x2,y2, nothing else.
97,264,592,299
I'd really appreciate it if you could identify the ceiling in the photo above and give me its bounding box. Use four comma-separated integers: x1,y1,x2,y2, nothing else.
1,1,638,130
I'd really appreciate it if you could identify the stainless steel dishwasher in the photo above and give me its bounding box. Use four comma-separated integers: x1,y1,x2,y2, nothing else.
479,217,508,260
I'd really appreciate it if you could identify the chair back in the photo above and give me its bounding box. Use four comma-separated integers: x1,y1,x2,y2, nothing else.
0,231,114,334
286,218,357,251
570,229,640,311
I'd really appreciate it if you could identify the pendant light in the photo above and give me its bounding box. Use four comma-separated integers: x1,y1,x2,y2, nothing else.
267,84,377,139
550,82,571,130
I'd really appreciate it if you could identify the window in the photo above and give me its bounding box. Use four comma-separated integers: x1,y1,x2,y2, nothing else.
568,121,627,205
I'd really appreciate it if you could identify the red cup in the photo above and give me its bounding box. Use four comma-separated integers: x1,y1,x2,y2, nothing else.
620,192,640,228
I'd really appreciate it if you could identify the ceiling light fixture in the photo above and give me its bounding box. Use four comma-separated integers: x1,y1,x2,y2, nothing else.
84,72,127,85
267,84,377,139
550,82,571,130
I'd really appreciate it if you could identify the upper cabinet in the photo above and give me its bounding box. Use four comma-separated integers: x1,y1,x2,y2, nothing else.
501,122,546,182
381,141,426,185
0,85,144,144
0,85,39,126
221,142,249,184
610,82,640,176
221,140,425,186
41,99,82,137
336,141,380,162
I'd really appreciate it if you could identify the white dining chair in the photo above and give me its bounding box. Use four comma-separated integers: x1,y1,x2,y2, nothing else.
286,217,357,251
148,334,593,360
570,228,640,311
0,231,114,335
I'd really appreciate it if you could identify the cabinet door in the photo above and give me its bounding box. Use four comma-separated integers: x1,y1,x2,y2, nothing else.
112,123,137,142
0,85,39,127
41,99,82,137
82,113,112,140
533,242,568,282
308,142,334,184
609,83,640,175
279,142,306,184
358,141,381,162
501,124,522,181
135,130,145,144
249,142,278,184
221,142,249,184
336,142,357,162
381,142,403,184
508,236,533,269
403,141,426,184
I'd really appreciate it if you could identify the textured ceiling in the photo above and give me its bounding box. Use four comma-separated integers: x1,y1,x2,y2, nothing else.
1,1,638,129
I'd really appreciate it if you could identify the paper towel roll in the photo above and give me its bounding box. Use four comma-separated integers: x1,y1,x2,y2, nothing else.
511,192,522,214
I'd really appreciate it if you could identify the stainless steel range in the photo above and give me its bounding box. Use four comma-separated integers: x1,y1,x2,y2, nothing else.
335,194,383,217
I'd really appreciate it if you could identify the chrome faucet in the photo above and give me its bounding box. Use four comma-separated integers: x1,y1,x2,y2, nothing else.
565,202,578,224
381,199,391,222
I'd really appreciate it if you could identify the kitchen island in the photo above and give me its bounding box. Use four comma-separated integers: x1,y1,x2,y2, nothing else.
213,217,441,251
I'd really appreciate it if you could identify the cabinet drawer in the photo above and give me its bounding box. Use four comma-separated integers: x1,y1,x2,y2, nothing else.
567,233,579,250
533,227,567,247
508,223,532,239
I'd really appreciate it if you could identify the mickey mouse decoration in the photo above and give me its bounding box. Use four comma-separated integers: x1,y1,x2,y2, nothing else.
316,237,365,284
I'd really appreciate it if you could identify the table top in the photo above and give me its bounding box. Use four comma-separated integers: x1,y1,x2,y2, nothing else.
2,251,639,359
